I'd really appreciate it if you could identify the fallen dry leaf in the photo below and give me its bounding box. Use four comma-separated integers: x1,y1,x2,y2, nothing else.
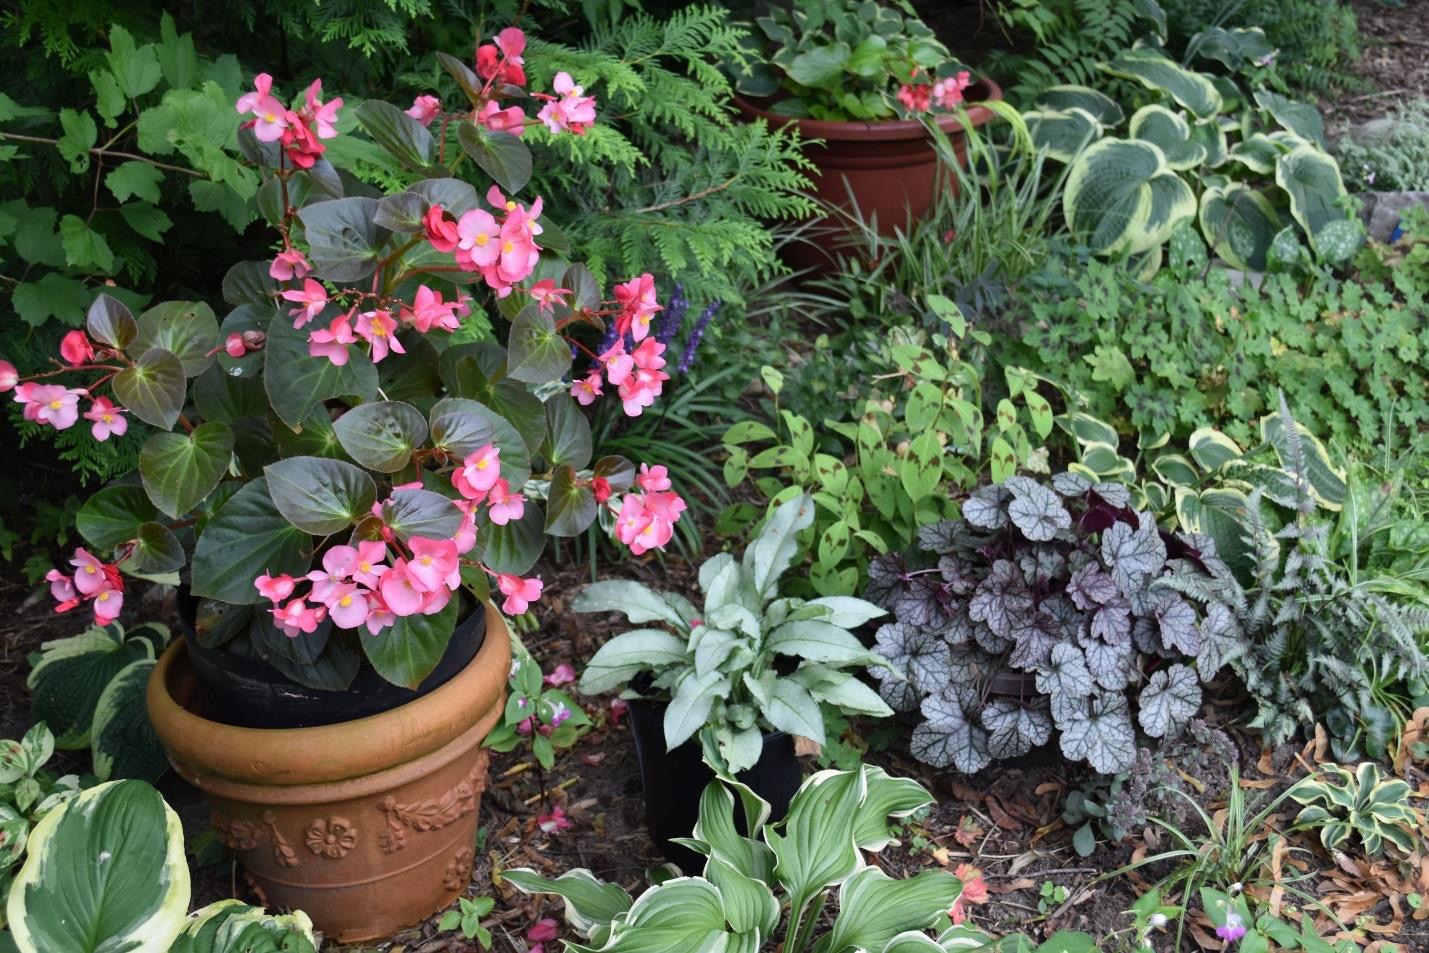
1396,707,1429,775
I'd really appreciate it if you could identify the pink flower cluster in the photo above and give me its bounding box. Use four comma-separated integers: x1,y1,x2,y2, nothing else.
235,74,342,169
570,273,668,417
423,186,544,298
10,380,128,442
47,548,124,625
614,465,686,555
446,442,546,615
477,27,527,87
535,72,597,136
897,68,972,114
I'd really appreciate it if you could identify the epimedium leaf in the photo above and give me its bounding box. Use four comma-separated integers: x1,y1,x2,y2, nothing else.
546,465,596,537
86,293,138,350
190,477,312,604
296,196,386,283
362,595,458,689
332,401,429,473
264,456,377,535
139,423,235,518
355,99,436,170
113,346,186,430
133,301,219,377
77,484,157,550
456,123,532,194
380,487,464,541
506,305,573,384
1139,663,1201,738
264,310,378,430
428,396,532,485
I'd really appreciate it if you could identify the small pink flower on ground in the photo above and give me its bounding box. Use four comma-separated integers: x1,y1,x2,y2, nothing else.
453,443,502,499
528,278,571,313
424,204,461,253
570,371,603,406
613,273,661,341
255,572,297,603
0,360,17,392
636,463,671,492
60,330,94,365
406,94,441,126
355,309,404,363
84,396,127,441
281,278,328,328
543,663,577,687
307,313,356,365
477,100,526,136
497,573,543,615
225,333,247,358
527,919,559,943
486,479,525,525
948,864,988,925
17,384,82,430
536,804,572,834
269,247,312,281
548,700,572,728
609,697,628,725
1216,912,1247,944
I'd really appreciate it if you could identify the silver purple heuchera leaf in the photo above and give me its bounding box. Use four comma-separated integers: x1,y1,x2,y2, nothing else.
1082,636,1137,691
1151,590,1200,655
1005,476,1073,542
1058,690,1137,773
1091,482,1131,508
968,560,1034,638
864,553,906,608
878,674,921,713
913,686,990,774
1138,663,1201,738
1067,562,1119,611
1196,601,1244,674
1051,471,1092,497
1008,611,1062,669
962,484,1011,530
1018,545,1068,585
982,699,1053,759
873,620,952,693
1101,519,1167,594
1089,594,1132,645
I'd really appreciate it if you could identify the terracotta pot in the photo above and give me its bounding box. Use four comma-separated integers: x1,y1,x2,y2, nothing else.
147,601,511,943
734,78,1003,269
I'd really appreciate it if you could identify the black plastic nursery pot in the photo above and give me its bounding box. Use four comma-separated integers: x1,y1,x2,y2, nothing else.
177,588,487,730
628,698,803,871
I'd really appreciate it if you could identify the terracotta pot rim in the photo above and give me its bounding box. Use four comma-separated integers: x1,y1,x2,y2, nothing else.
733,77,1003,142
147,601,511,787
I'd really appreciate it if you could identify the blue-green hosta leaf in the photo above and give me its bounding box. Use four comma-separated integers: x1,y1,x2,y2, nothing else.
1228,133,1290,175
1100,49,1221,118
1064,138,1196,256
825,866,964,953
503,868,632,939
982,699,1053,760
1254,90,1325,147
1004,476,1072,541
1025,108,1100,163
791,667,892,718
1100,520,1166,594
911,688,989,773
806,596,886,628
766,620,879,666
1032,85,1124,127
873,621,952,693
1275,145,1352,257
1189,118,1228,167
26,624,155,749
762,679,825,743
1138,663,1201,738
1058,691,1137,773
1128,105,1207,170
167,900,317,953
91,658,167,781
1198,184,1280,271
1191,26,1276,72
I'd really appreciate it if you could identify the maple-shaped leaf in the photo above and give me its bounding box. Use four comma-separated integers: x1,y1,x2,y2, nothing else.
1139,663,1201,738
1006,476,1073,541
1089,594,1132,645
1196,601,1244,675
1008,611,1062,669
1092,482,1132,508
1101,519,1166,594
1035,642,1094,701
913,687,990,773
1018,545,1068,586
1067,562,1118,611
865,553,906,608
1151,589,1200,656
892,575,962,634
1059,691,1136,773
1040,595,1085,642
878,675,921,713
962,484,1011,530
968,560,1034,638
1051,471,1092,498
874,620,952,693
1082,636,1137,690
982,698,1053,760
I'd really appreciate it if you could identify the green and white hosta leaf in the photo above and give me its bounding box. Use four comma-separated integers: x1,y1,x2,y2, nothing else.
852,765,934,851
1187,427,1243,471
572,581,693,628
767,768,868,909
1189,118,1228,167
503,868,633,938
1100,48,1221,118
27,624,157,749
1274,145,1351,257
1254,90,1326,147
687,779,775,883
167,900,317,953
1227,133,1287,175
591,877,733,952
1190,26,1275,71
1064,138,1196,256
1025,108,1100,163
706,857,778,936
7,780,189,953
1259,411,1347,509
1032,85,1124,127
1128,105,1207,170
91,659,166,782
579,629,689,695
825,866,963,953
744,493,816,599
1198,184,1281,271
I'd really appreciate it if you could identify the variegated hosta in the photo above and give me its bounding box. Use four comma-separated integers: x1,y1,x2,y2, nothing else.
573,493,894,773
1030,22,1360,272
1288,762,1419,857
507,764,998,953
864,470,1246,776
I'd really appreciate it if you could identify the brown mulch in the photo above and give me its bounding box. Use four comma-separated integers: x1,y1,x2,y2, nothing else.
1323,0,1429,134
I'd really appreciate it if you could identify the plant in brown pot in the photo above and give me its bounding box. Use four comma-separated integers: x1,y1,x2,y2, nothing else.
727,0,1011,265
1,28,692,944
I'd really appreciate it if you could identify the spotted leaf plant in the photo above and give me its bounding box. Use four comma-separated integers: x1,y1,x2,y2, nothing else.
506,763,1008,953
2,29,689,693
574,493,893,772
866,470,1245,775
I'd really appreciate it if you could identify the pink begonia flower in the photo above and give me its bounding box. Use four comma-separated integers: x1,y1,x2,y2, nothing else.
236,73,289,141
281,278,328,328
92,586,123,625
302,80,343,139
543,663,577,687
455,208,502,270
527,919,560,944
281,116,325,169
424,204,460,254
615,491,686,555
269,247,312,281
475,27,527,87
453,500,478,554
497,573,543,615
17,384,83,430
83,396,127,441
477,100,526,136
272,598,326,637
636,463,671,492
452,443,501,500
46,569,77,606
529,278,571,313
570,371,603,406
407,536,459,592
355,309,404,363
536,804,572,834
60,330,94,366
364,591,396,635
599,343,633,387
350,541,389,588
255,572,297,603
379,560,427,617
609,697,628,724
225,333,247,358
537,72,597,135
420,584,453,616
324,582,370,630
613,273,661,342
486,479,525,526
403,285,466,333
307,312,356,365
591,476,612,504
618,365,668,417
932,71,972,110
897,73,932,112
406,94,441,126
0,360,17,392
631,338,666,371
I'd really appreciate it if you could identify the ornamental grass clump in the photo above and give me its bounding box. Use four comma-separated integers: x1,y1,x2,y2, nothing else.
1,27,693,692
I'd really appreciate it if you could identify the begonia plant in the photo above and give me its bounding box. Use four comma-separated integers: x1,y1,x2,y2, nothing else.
1,29,688,691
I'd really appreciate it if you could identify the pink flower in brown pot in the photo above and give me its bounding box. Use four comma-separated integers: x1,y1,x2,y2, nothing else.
305,816,358,859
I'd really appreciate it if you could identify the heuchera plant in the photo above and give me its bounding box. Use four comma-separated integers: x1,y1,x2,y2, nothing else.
1,30,687,691
865,471,1245,774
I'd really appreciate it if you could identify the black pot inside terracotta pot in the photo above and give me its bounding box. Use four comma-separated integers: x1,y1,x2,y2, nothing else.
985,668,1060,768
176,588,487,730
628,695,802,872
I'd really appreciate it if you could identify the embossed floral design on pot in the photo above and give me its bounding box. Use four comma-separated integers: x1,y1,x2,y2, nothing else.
306,816,359,859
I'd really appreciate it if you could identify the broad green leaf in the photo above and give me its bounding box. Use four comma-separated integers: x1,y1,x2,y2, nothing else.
543,396,593,469
139,423,234,518
665,670,730,749
1033,85,1125,127
1274,145,1351,256
332,400,428,472
56,109,97,172
473,501,544,575
1101,49,1221,118
546,465,597,537
506,305,572,383
113,347,186,429
578,628,689,694
106,162,164,204
1128,104,1206,170
1025,108,1099,163
787,43,851,85
296,197,384,282
264,311,378,429
264,456,376,535
456,124,532,194
60,213,114,272
428,396,532,486
379,487,464,541
91,659,167,781
106,25,162,98
502,869,632,938
1187,427,1242,471
14,274,93,328
767,768,867,909
361,596,458,688
27,624,155,748
133,301,218,377
355,99,435,170
190,478,312,603
129,521,185,574
1063,138,1196,256
77,485,157,550
825,866,962,953
86,294,138,350
761,679,825,743
1198,184,1280,271
1254,90,1325,146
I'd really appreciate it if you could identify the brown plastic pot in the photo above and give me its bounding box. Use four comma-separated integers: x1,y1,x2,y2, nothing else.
146,601,511,943
734,78,1003,269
